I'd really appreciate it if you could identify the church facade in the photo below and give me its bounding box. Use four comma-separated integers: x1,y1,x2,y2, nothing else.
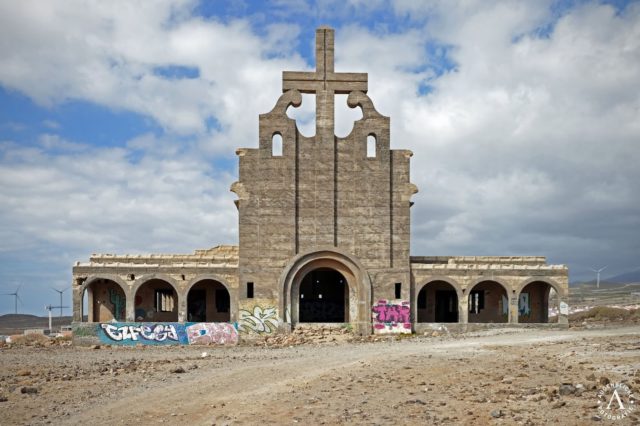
72,27,569,338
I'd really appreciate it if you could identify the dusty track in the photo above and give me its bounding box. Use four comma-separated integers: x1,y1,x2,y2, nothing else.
1,326,639,425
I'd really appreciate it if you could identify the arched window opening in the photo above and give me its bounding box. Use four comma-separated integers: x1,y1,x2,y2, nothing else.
367,135,376,158
272,133,283,156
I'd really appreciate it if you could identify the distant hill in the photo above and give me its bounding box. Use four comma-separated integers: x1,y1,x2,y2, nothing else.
605,269,640,284
571,269,640,287
0,314,73,335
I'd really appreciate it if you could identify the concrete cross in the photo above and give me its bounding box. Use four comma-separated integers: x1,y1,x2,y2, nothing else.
282,26,367,138
282,26,368,94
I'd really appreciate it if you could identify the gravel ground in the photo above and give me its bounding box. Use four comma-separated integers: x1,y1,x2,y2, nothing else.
1,326,639,425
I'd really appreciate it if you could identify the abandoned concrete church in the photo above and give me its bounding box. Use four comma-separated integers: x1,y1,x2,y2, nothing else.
72,27,569,340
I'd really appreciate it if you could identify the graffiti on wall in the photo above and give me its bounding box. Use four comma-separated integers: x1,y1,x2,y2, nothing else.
238,306,279,335
372,299,411,334
109,288,126,321
98,322,238,345
518,293,531,317
186,323,238,345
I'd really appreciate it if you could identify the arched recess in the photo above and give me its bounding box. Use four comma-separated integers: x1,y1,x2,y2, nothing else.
131,275,180,322
516,279,561,323
279,248,372,334
467,280,510,323
416,279,462,323
184,276,236,322
80,275,128,323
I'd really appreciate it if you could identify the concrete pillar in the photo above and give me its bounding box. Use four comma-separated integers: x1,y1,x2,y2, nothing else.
557,296,569,325
178,290,186,323
125,286,135,322
458,293,468,324
509,294,519,324
72,284,83,322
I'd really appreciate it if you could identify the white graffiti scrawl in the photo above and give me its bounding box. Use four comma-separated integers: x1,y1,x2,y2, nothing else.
100,323,179,342
238,306,278,334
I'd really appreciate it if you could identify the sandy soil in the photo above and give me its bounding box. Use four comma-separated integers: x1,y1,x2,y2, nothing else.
1,326,639,425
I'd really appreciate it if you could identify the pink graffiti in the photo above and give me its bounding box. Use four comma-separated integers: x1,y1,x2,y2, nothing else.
372,300,410,324
185,323,238,345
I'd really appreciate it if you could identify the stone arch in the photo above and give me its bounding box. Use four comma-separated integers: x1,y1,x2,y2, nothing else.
131,274,181,322
415,277,463,323
184,275,237,322
79,274,129,323
516,277,564,298
516,278,563,323
278,248,372,335
467,279,511,323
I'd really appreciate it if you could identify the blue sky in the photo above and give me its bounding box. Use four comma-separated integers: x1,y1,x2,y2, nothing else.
1,0,639,315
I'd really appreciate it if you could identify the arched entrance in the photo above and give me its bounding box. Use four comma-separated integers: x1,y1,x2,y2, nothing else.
82,278,126,322
186,279,231,322
133,279,178,322
417,280,459,323
518,281,556,323
279,249,372,334
299,268,348,323
468,280,508,323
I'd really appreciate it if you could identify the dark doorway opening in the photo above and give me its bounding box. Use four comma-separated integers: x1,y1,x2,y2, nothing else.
186,280,231,322
188,289,206,322
435,290,458,322
417,281,459,323
299,269,348,322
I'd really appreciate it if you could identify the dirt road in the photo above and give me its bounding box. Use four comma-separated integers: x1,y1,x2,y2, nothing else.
1,326,639,425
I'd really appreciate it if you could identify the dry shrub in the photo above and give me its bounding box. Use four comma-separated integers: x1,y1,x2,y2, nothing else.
10,333,51,346
570,306,631,322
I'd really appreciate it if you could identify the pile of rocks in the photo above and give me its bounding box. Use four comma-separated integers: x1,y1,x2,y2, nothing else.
259,326,352,347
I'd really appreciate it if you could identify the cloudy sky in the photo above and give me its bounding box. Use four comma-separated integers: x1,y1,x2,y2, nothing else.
1,0,638,315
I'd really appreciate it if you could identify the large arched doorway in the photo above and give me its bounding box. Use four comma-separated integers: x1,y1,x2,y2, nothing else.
134,279,178,322
82,278,126,322
280,249,372,334
186,280,231,322
417,281,459,323
468,280,508,323
298,268,348,323
518,281,556,323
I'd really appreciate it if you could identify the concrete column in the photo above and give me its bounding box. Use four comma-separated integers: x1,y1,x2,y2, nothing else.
72,284,83,322
178,290,186,322
509,295,519,324
87,286,94,323
557,296,569,325
458,293,469,324
125,286,135,322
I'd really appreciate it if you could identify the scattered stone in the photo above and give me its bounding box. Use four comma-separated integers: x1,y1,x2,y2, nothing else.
559,384,576,396
90,345,101,350
551,400,566,409
490,409,503,418
0,396,8,402
599,377,610,386
20,387,38,394
586,373,596,381
16,369,31,376
170,366,185,374
591,415,602,421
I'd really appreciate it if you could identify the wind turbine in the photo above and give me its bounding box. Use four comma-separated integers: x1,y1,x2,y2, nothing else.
2,285,22,314
51,287,70,317
45,304,69,332
591,266,607,289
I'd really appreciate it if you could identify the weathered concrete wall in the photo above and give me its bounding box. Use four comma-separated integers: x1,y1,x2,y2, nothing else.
231,28,416,333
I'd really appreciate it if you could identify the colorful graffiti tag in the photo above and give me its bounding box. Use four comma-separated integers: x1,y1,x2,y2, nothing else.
372,299,411,334
185,323,238,345
98,322,238,345
237,306,279,335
